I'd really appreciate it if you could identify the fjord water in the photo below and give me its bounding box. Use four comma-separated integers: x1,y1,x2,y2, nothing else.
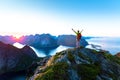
30,46,72,57
13,42,72,57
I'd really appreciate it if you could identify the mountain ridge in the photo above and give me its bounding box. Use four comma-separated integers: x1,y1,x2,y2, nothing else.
0,41,38,75
28,47,120,80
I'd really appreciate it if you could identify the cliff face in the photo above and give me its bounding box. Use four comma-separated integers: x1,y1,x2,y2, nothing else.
0,41,38,75
30,47,120,80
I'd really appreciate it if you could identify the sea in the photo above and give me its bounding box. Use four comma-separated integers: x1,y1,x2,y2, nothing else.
1,37,120,80
86,37,120,55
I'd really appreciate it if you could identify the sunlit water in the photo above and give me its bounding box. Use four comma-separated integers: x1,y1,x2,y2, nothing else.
13,42,72,57
86,37,120,55
31,45,72,57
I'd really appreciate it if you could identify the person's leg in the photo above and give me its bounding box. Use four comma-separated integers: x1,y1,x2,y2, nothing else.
78,40,80,47
76,39,79,48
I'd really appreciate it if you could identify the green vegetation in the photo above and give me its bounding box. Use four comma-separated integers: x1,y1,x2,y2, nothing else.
33,48,120,80
36,68,54,80
53,51,65,62
35,62,69,80
79,46,85,48
103,53,120,65
77,63,100,80
78,52,92,63
53,53,61,62
91,49,99,54
67,52,75,63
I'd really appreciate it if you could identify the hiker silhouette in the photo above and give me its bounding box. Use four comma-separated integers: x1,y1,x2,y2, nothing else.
72,28,83,48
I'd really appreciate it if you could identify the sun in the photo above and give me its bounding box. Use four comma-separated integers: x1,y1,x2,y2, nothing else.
13,34,21,39
12,34,23,42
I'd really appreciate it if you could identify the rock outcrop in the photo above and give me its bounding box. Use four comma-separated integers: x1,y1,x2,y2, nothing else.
29,47,120,80
115,52,120,57
0,41,38,75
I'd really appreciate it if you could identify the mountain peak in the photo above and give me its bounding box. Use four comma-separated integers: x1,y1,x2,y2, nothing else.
29,47,120,80
0,41,38,75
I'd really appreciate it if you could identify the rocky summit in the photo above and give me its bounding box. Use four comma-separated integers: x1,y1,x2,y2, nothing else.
29,47,120,80
0,41,38,75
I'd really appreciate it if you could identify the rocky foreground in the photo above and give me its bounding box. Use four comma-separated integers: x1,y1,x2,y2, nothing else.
28,47,120,80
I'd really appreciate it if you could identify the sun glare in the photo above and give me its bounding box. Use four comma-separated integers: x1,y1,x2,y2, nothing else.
14,34,21,39
12,33,23,42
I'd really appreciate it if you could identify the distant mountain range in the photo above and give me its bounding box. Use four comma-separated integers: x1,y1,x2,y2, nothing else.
0,34,88,49
0,35,15,44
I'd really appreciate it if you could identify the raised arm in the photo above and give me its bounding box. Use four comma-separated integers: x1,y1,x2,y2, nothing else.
72,28,77,34
80,29,83,33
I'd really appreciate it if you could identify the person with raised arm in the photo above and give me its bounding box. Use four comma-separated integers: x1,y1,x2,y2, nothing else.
72,28,83,48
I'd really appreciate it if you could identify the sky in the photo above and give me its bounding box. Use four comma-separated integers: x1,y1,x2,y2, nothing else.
0,0,120,37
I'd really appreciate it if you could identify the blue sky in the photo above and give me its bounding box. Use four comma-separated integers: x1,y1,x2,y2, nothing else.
0,0,120,37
